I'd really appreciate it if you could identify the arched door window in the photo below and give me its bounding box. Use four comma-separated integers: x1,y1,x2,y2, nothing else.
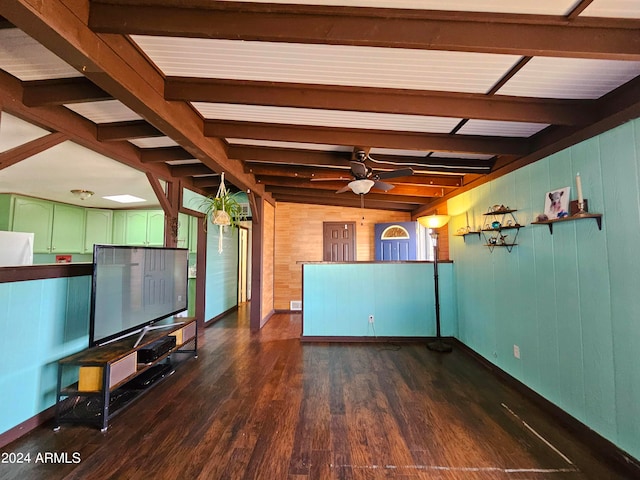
381,225,410,240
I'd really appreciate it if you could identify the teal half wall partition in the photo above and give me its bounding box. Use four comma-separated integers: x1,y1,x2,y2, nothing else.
302,262,456,338
447,117,640,461
0,275,90,437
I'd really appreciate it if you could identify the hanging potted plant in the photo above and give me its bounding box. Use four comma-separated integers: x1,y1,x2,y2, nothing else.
200,173,246,252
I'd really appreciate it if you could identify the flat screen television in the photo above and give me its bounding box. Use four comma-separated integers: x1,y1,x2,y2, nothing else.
90,245,189,347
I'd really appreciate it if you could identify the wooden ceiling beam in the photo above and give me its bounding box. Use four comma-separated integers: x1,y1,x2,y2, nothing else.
2,0,269,199
209,121,529,156
88,1,640,60
0,131,68,171
270,193,419,211
139,146,195,163
0,69,173,181
166,77,592,126
232,145,494,173
244,163,463,188
255,176,446,197
229,145,352,167
97,120,164,141
169,163,215,177
266,186,429,205
21,77,111,107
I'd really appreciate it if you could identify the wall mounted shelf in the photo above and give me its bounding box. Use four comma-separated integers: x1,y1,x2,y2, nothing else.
482,208,522,253
455,231,481,242
531,213,603,234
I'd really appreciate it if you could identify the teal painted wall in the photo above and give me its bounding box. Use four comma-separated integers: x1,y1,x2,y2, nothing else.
0,276,90,436
183,188,240,321
303,262,456,337
448,118,640,460
205,225,239,321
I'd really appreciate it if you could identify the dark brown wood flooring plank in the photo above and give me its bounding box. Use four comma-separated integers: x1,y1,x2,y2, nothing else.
0,308,635,480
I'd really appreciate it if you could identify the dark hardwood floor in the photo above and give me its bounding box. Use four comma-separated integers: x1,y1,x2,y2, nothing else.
0,304,635,479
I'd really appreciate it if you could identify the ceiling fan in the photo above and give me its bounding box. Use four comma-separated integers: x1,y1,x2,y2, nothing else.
314,150,414,194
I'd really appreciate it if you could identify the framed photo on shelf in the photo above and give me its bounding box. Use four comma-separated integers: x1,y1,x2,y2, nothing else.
544,187,570,219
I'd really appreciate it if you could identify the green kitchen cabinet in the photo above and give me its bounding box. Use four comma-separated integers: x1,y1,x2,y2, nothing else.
146,210,165,246
84,209,113,253
116,210,165,246
51,203,85,253
11,196,54,253
124,210,149,245
112,210,126,244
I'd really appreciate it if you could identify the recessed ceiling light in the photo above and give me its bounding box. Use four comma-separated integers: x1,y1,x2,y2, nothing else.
102,194,147,204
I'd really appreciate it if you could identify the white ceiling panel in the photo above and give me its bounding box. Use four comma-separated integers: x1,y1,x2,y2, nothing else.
129,137,180,148
132,37,519,94
194,103,461,133
215,0,580,15
0,113,49,153
457,120,548,138
166,159,203,166
497,57,640,99
0,29,81,81
65,100,143,124
0,141,158,208
581,0,640,18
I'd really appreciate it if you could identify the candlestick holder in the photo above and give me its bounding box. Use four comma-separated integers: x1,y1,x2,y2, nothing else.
570,199,589,216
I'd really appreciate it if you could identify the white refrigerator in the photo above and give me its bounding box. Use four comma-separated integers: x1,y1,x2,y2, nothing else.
0,231,34,266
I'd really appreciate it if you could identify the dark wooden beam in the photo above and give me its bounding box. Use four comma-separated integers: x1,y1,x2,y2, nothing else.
255,176,446,197
97,120,164,141
233,145,494,173
0,131,68,171
244,163,463,188
2,0,269,198
266,186,428,205
209,121,530,156
169,163,216,177
139,146,195,163
165,77,591,126
88,1,640,60
0,70,175,181
21,77,111,106
271,193,419,211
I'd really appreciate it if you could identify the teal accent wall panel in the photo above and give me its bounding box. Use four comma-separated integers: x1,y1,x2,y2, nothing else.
448,118,640,460
302,262,455,338
205,225,239,321
0,276,90,435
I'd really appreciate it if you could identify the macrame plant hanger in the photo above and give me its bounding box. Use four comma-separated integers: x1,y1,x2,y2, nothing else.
213,172,231,253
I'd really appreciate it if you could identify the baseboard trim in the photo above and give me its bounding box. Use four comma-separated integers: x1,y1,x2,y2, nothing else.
300,335,436,343
0,404,56,449
204,305,239,327
452,339,640,478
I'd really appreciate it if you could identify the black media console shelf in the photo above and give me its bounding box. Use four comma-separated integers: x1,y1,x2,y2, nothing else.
54,317,197,432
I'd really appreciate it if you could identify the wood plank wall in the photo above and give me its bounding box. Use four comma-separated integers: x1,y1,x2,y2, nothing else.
273,202,410,311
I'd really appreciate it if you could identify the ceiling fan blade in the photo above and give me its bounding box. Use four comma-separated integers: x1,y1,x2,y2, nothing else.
336,184,352,194
376,167,414,180
373,180,395,191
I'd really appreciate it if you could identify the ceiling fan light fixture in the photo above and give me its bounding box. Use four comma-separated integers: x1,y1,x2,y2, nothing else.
348,179,375,194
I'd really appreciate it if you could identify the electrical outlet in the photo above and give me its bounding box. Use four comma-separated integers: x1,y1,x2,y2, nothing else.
513,344,520,359
368,315,374,324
